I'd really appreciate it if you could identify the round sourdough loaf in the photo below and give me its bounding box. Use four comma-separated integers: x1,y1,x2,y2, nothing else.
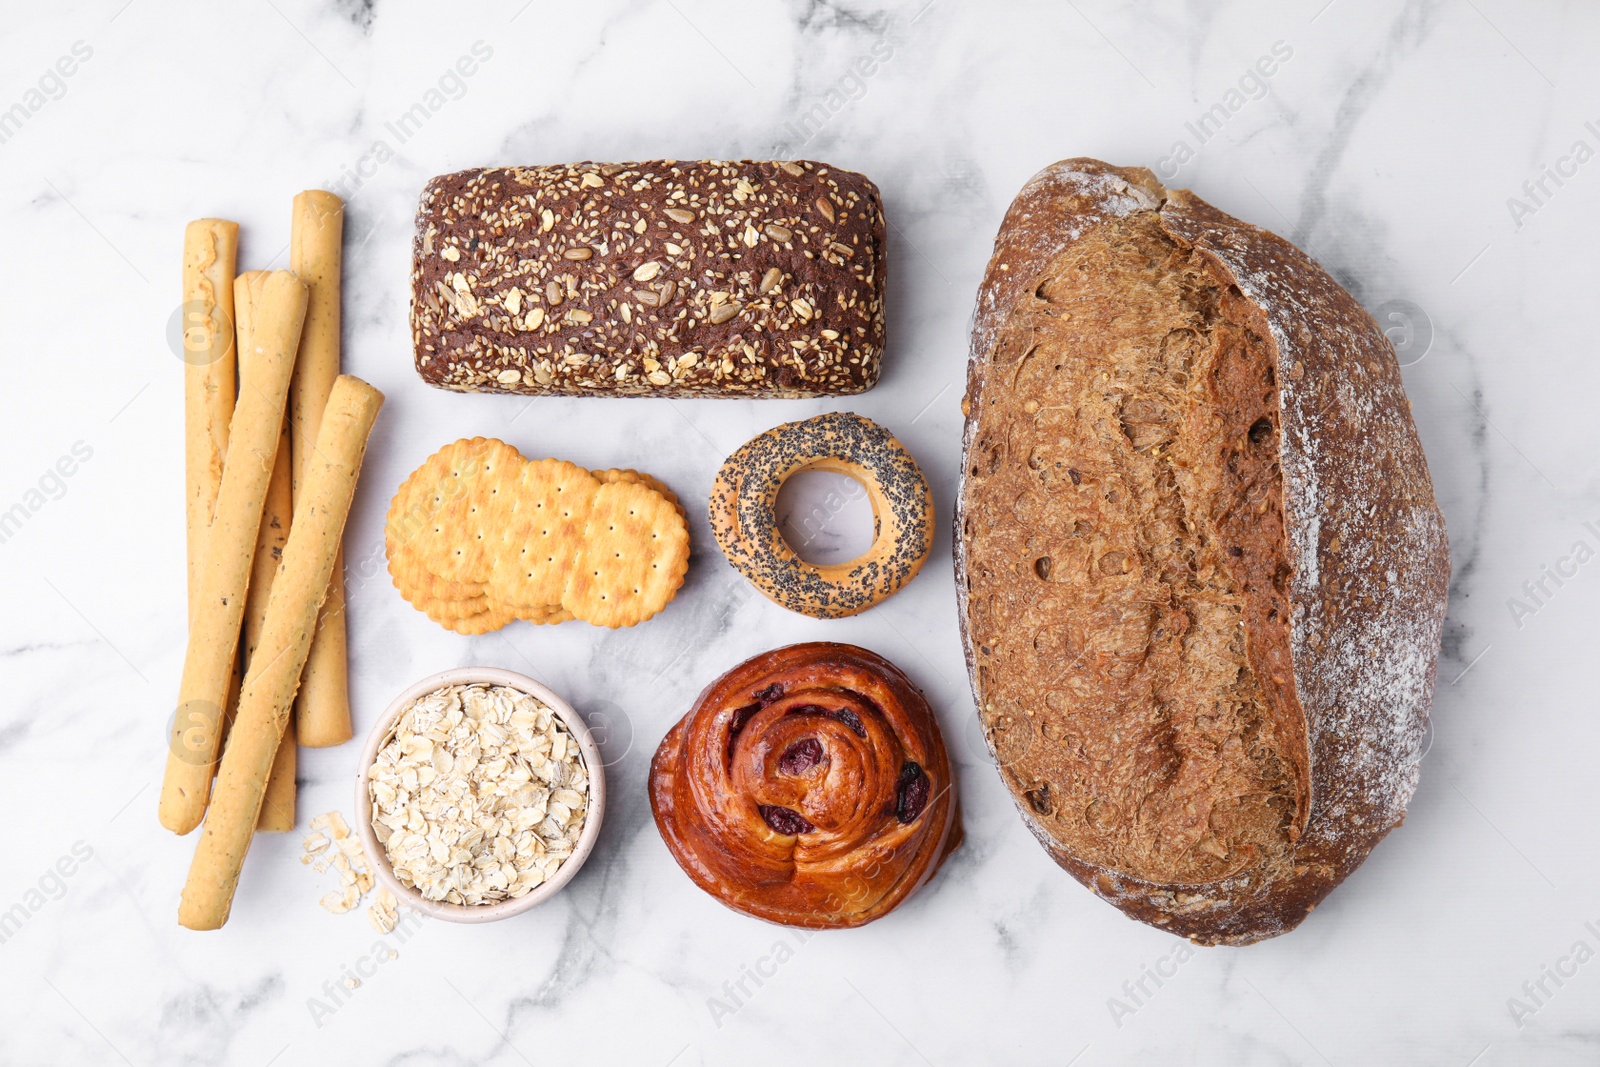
956,158,1449,945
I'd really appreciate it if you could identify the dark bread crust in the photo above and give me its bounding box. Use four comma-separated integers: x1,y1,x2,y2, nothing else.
956,160,1450,945
410,161,885,398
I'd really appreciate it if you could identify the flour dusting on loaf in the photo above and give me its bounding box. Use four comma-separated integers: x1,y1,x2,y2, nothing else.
957,159,1449,945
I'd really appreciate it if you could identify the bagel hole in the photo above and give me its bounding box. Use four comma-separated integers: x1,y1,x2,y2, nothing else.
776,469,875,566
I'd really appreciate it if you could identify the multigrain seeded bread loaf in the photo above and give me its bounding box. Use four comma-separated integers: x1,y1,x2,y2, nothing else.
410,161,885,398
955,159,1449,946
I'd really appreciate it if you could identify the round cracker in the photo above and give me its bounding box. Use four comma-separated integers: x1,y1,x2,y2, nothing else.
482,590,570,624
390,568,500,625
486,459,602,611
591,468,685,520
387,549,487,602
387,437,522,585
562,480,690,628
424,602,517,635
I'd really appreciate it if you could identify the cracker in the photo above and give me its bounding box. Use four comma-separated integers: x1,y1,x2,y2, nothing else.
425,601,518,635
412,590,493,621
591,468,684,519
386,437,519,584
391,547,567,631
563,480,690,628
388,568,491,620
503,603,576,626
486,459,601,612
386,439,687,632
390,535,564,632
387,550,508,631
483,592,573,625
386,550,486,602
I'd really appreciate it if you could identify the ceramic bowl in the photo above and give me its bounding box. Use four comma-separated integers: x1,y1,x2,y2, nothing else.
354,667,605,923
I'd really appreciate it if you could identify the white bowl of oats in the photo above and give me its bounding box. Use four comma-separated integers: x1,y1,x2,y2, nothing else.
355,668,605,923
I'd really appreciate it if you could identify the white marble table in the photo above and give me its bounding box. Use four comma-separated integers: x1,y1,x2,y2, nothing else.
4,1,1596,1063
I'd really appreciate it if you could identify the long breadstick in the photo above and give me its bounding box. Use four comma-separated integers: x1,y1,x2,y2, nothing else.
231,278,298,832
179,376,383,929
160,271,308,835
289,190,352,748
182,219,239,619
258,706,297,830
184,221,243,799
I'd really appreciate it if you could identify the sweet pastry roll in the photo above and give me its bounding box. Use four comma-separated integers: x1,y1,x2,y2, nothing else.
649,642,961,928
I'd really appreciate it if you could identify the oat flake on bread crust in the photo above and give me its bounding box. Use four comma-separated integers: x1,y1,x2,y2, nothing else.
956,158,1449,945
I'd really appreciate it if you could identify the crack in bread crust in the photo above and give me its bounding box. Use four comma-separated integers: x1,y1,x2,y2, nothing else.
963,212,1307,889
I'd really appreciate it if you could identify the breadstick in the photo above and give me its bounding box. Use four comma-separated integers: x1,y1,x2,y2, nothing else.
159,271,308,835
179,376,383,929
247,426,297,831
230,279,298,832
211,277,255,796
182,219,238,619
258,715,297,831
289,190,352,748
